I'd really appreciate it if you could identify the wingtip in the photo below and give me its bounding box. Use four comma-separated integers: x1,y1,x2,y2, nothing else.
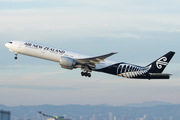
111,52,118,54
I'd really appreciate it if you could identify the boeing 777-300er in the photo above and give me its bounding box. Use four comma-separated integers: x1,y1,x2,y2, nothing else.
5,41,175,79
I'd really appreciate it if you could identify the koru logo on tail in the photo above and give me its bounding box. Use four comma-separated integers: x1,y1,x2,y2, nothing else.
156,57,168,69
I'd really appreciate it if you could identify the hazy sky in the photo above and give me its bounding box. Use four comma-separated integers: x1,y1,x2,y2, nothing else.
0,0,180,106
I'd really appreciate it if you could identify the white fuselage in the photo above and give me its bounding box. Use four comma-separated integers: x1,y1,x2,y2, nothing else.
5,41,117,70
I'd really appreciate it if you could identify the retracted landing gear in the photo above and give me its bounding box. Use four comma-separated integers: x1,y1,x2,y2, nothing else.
81,71,91,77
14,54,18,60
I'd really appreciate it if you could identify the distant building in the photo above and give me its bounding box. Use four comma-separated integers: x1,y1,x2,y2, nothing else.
169,116,173,120
109,113,112,120
113,116,116,120
122,115,127,120
93,114,95,120
89,114,95,120
143,114,146,120
0,110,10,120
47,116,71,120
153,116,158,120
122,115,124,120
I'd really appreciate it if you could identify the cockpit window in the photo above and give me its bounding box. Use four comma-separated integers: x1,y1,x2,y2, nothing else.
9,42,12,44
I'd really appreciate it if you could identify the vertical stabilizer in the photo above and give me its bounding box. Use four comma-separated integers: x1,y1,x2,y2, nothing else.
147,51,175,73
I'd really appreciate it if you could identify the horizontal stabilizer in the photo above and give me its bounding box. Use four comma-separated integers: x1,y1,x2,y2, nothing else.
149,73,172,76
148,73,171,79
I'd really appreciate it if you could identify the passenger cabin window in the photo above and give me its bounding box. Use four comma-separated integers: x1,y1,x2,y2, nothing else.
9,42,12,44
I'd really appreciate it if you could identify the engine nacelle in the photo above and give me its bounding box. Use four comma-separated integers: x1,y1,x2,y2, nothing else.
59,56,76,70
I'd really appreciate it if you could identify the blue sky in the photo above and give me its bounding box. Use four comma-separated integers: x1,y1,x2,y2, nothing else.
0,0,180,106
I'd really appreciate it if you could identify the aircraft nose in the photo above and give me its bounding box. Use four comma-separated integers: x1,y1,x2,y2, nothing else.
5,43,10,48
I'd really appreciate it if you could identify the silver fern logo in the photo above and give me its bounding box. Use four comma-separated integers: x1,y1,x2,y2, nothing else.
116,64,149,78
156,57,168,69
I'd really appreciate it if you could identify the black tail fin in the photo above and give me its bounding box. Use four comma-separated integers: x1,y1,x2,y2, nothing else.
146,51,175,73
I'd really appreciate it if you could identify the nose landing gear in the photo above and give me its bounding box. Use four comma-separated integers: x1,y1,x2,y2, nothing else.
14,54,18,60
81,71,91,77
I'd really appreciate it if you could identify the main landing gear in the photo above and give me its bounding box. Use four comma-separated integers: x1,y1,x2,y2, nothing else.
81,71,91,77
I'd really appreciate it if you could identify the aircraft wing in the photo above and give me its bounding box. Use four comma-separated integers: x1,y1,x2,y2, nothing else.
75,52,117,64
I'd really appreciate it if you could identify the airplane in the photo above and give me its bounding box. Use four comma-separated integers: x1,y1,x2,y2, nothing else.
5,41,175,79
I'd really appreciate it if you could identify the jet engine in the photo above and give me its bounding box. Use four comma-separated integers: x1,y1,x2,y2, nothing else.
59,56,76,69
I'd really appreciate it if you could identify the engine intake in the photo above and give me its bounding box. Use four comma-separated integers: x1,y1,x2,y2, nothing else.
59,56,76,70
